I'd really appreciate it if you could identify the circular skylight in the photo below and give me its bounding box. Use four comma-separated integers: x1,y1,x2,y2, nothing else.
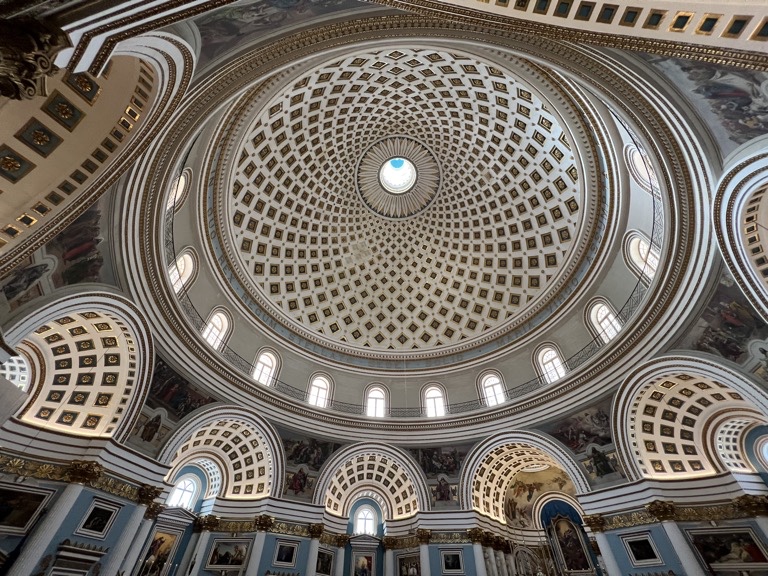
379,157,416,194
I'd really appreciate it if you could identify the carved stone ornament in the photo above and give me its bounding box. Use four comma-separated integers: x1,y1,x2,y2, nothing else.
582,514,607,532
255,514,275,532
480,531,495,548
194,514,220,532
733,494,768,516
144,502,165,520
467,528,485,543
66,460,103,484
382,536,399,550
0,17,69,100
416,528,432,544
335,534,351,548
136,484,163,506
308,523,325,539
645,500,677,522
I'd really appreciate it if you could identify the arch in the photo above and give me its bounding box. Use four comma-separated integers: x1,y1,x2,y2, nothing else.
166,167,192,212
252,348,280,386
0,355,31,392
169,247,198,294
2,289,153,443
308,373,332,408
459,431,590,523
201,307,232,351
354,504,377,535
365,384,388,417
585,298,623,344
624,143,659,194
422,382,447,417
612,355,768,482
158,404,285,499
313,442,430,519
534,343,567,384
623,230,659,281
166,474,201,509
477,371,505,407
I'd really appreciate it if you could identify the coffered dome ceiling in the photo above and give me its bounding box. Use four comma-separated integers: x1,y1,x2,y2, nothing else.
204,46,607,367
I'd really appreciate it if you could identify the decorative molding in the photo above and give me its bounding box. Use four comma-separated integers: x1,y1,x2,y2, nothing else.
136,484,163,506
467,528,485,543
255,514,275,532
644,500,676,521
582,514,606,533
415,528,431,545
382,536,398,551
0,17,69,100
194,514,220,532
335,534,351,548
144,502,165,519
308,524,324,539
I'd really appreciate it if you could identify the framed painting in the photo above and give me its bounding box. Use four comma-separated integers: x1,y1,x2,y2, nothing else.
137,528,182,576
317,549,335,576
352,552,374,576
274,540,299,567
206,538,251,569
75,499,121,539
621,532,662,567
398,552,420,576
687,527,768,572
550,516,593,575
0,484,52,534
440,550,464,574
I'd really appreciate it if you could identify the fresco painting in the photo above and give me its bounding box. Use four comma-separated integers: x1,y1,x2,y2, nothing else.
430,474,458,506
284,466,317,500
580,447,625,486
193,0,378,68
538,401,611,454
408,444,471,479
283,434,342,470
687,528,768,574
642,55,768,155
128,409,173,454
146,358,218,421
552,517,592,573
678,271,768,364
503,467,574,529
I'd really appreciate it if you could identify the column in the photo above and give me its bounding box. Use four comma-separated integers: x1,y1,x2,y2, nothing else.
245,515,274,576
416,529,431,576
8,460,103,576
382,537,397,576
306,523,324,576
334,535,350,576
646,501,706,576
582,515,619,576
467,529,487,576
101,485,162,576
494,548,508,576
189,515,220,576
482,533,498,576
122,517,157,576
176,531,200,576
504,544,515,576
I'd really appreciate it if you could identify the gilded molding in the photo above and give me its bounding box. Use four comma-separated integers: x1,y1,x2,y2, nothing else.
136,484,163,506
467,528,485,543
335,534,351,548
582,514,606,533
194,514,220,532
382,536,399,550
66,460,104,484
144,502,165,519
415,528,431,544
308,523,325,539
645,500,676,521
255,514,275,532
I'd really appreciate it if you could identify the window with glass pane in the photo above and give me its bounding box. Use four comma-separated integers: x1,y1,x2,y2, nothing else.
202,312,229,350
170,252,194,294
629,235,659,279
167,477,198,509
593,303,622,344
367,388,386,417
539,347,566,383
253,352,276,385
308,376,329,407
482,375,505,406
425,386,446,417
355,506,376,535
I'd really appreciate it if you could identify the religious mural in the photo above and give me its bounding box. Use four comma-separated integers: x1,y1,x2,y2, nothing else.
642,55,768,155
408,444,470,478
537,401,612,454
192,0,379,68
551,517,592,573
127,408,174,455
145,358,219,421
503,467,574,529
579,446,625,486
678,270,768,365
280,429,343,501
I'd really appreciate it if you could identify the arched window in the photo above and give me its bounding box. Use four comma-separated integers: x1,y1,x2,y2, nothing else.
166,171,189,211
424,385,446,417
0,355,30,392
167,476,199,509
169,251,196,294
366,387,386,417
626,232,659,279
588,300,622,344
355,505,376,535
481,373,505,407
626,145,659,193
536,346,566,384
202,309,231,350
308,375,330,408
253,351,277,385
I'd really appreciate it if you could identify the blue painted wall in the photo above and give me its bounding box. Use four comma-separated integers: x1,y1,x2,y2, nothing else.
604,524,683,575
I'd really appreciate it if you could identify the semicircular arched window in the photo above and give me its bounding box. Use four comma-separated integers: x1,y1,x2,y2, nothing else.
481,373,505,407
355,505,377,535
366,387,386,418
588,300,622,344
166,475,200,509
424,386,446,417
536,346,566,384
201,309,231,351
308,375,330,408
626,232,659,280
252,351,277,385
0,355,30,392
169,251,196,294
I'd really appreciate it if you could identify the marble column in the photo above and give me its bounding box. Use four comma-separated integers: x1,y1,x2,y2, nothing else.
8,461,103,576
306,524,325,576
176,532,200,576
335,535,350,576
189,515,220,576
382,537,397,576
504,547,515,576
416,529,431,576
101,485,162,576
494,549,508,576
245,515,275,576
467,529,487,576
582,515,619,576
122,517,157,576
645,501,706,576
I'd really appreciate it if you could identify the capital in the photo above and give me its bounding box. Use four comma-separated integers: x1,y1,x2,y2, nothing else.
136,484,162,506
415,528,431,544
336,534,351,548
382,536,399,550
66,460,103,484
309,523,325,539
255,514,275,532
582,514,606,532
144,502,165,520
733,494,768,516
194,514,220,532
467,528,485,543
645,500,676,522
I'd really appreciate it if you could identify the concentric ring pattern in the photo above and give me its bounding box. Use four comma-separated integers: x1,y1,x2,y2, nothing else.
221,48,588,355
